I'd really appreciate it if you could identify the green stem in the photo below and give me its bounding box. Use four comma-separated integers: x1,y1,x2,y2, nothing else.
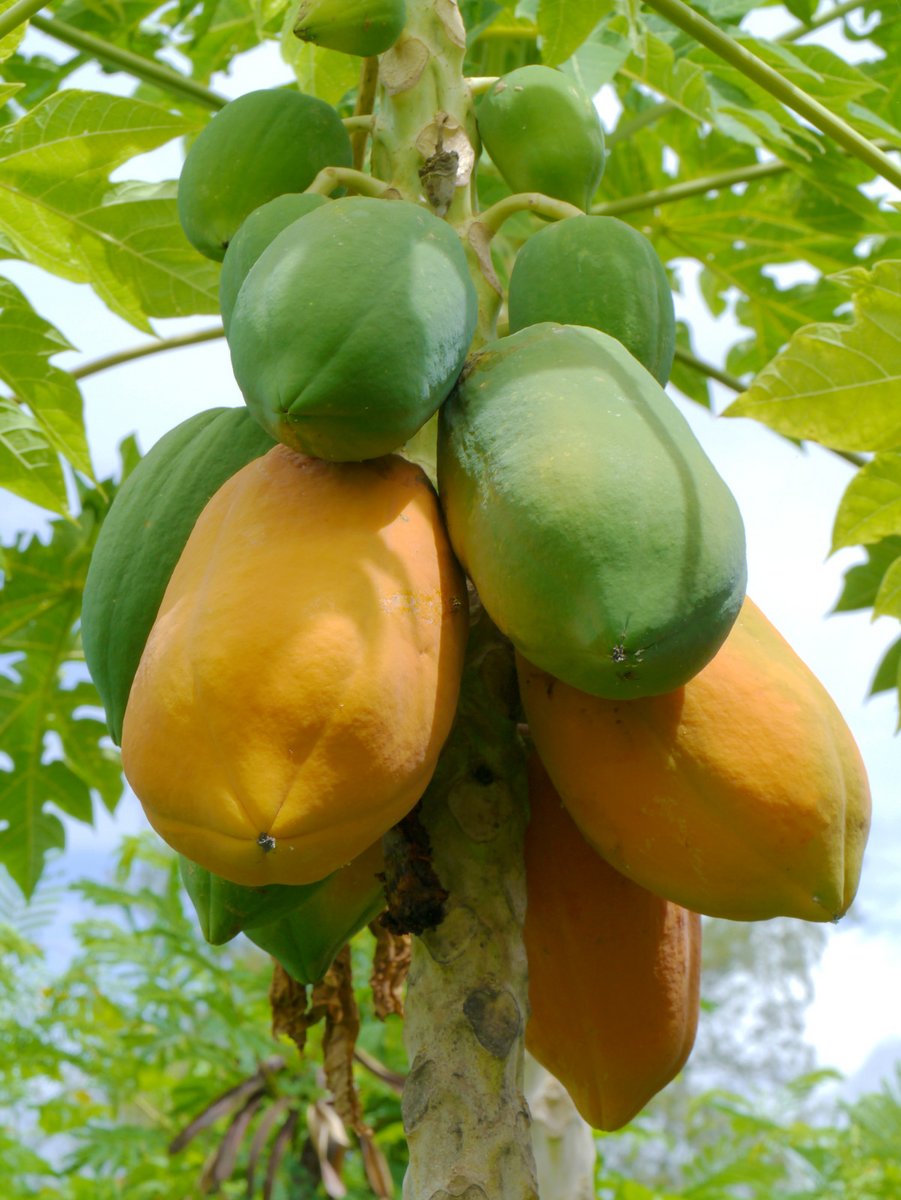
304,166,395,198
605,100,677,148
343,114,375,133
478,192,583,236
781,0,863,42
0,0,47,41
641,0,901,189
466,76,499,97
70,326,225,381
592,159,787,216
673,345,748,393
29,15,227,110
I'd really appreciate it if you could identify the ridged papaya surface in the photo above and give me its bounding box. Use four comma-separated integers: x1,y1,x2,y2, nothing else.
245,840,385,984
293,0,406,56
477,66,605,211
507,215,676,384
218,192,327,334
229,196,477,461
518,599,872,922
438,323,747,698
525,756,700,1132
81,407,275,745
179,856,329,945
122,445,469,888
177,89,352,260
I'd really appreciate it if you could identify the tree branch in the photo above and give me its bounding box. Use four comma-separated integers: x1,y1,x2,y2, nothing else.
591,159,787,216
640,0,901,190
29,15,227,110
0,0,47,40
781,0,864,43
70,326,225,381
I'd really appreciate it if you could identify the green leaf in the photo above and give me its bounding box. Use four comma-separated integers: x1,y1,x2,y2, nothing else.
832,454,901,551
725,260,901,452
281,16,360,107
832,537,901,612
0,90,216,329
537,0,610,67
874,556,901,620
670,321,712,409
564,19,630,96
0,275,93,483
869,635,901,696
0,396,68,515
0,480,124,897
0,0,29,65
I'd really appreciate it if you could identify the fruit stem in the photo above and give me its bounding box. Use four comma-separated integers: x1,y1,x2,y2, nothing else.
478,192,583,237
305,166,396,197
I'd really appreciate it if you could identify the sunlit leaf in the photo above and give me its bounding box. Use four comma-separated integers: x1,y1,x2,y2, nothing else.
537,0,611,67
832,453,901,551
874,555,901,620
832,536,901,613
725,260,901,452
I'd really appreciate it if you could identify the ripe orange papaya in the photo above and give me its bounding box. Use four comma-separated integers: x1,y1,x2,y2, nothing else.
524,756,700,1132
121,445,468,888
518,599,871,922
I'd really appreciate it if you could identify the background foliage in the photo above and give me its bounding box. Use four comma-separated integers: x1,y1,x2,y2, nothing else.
0,0,899,1193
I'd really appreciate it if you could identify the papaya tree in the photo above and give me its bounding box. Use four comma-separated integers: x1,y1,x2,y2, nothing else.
0,0,898,1195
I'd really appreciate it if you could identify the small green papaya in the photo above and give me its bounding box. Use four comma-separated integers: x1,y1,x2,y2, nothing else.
293,0,406,56
177,89,352,261
81,408,275,743
437,323,747,698
477,66,605,211
218,193,328,334
245,841,385,984
228,196,478,461
179,856,329,945
507,215,676,384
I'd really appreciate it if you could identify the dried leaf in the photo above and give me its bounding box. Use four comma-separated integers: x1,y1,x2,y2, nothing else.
269,961,312,1053
307,1099,349,1198
201,1092,265,1189
360,1132,395,1198
313,946,364,1133
263,1108,299,1200
168,1057,284,1154
353,1047,406,1095
379,804,448,936
246,1095,293,1196
369,922,411,1019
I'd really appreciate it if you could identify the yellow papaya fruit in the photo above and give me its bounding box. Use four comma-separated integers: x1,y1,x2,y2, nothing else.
518,599,871,922
121,445,468,887
525,756,700,1132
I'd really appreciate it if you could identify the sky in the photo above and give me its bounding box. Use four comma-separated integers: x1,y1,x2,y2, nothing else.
2,8,900,1093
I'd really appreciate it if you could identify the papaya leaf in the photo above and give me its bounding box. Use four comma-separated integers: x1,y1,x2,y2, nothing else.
180,0,263,81
282,19,360,108
832,454,901,552
874,557,901,621
0,276,93,485
537,0,611,68
563,18,630,97
832,537,901,613
0,397,68,515
0,91,216,330
869,635,901,697
0,0,28,65
0,481,123,898
670,320,712,409
725,260,901,453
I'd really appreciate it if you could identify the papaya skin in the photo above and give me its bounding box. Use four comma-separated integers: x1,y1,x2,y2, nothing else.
525,756,700,1133
177,89,352,261
121,445,469,888
438,323,747,698
518,599,871,923
507,215,676,385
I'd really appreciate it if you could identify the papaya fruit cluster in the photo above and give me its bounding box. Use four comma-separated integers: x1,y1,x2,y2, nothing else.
81,42,870,1133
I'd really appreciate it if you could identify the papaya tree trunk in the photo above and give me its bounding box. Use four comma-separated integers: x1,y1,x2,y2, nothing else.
399,610,538,1199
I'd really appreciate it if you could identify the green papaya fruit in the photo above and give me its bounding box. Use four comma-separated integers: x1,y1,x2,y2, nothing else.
218,192,328,334
180,856,329,945
437,323,747,698
245,841,385,983
507,215,676,384
177,89,352,261
293,0,406,56
81,408,275,743
477,66,605,211
228,196,478,461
